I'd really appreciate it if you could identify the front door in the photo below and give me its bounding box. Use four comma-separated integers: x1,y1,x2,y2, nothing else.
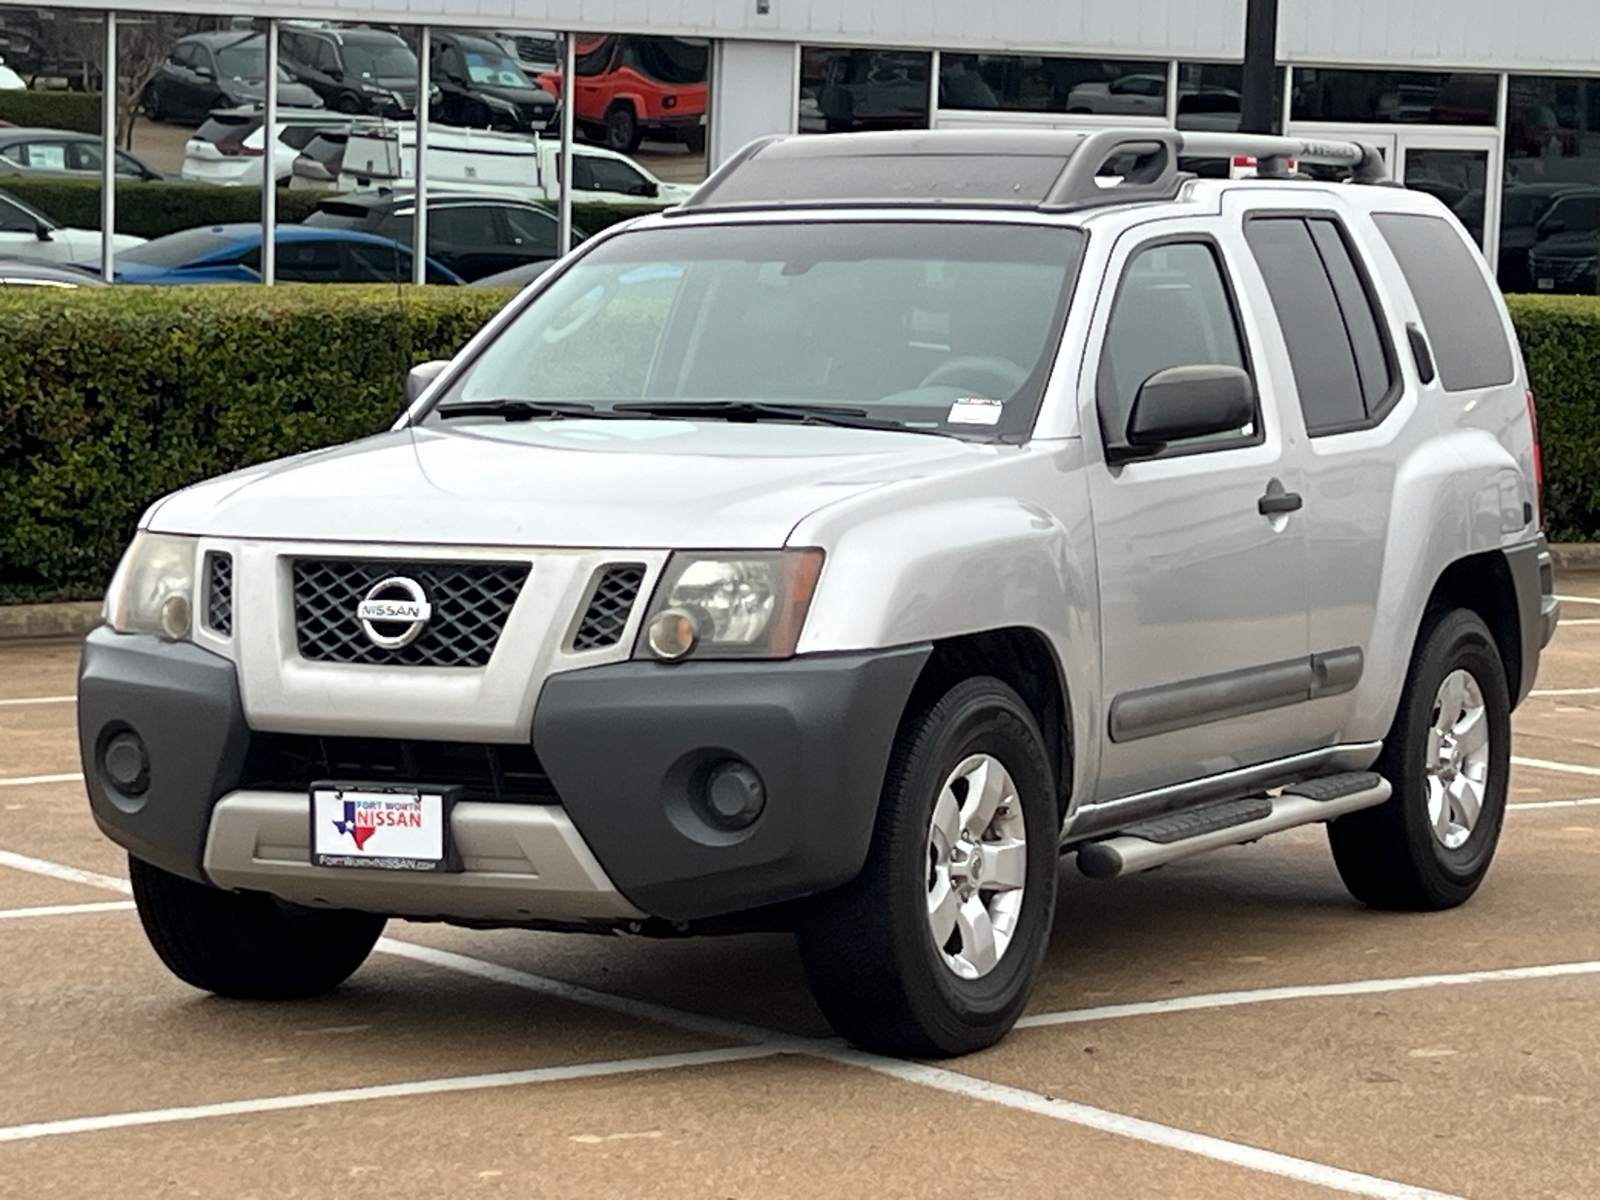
1083,219,1311,802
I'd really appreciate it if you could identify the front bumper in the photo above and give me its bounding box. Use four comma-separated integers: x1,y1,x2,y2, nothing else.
79,628,929,924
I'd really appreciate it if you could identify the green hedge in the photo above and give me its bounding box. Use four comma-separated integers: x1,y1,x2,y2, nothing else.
10,289,1596,605
1506,295,1600,541
0,177,662,241
0,286,511,604
0,90,103,135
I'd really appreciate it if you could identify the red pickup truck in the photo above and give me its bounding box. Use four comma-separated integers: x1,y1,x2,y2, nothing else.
539,35,707,154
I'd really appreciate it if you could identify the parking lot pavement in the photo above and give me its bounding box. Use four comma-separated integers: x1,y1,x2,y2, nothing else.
5,577,1600,1197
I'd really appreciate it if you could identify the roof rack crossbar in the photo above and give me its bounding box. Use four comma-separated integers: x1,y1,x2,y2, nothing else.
1175,132,1388,183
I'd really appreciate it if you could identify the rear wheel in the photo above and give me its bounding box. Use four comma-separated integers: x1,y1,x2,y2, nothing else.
141,84,163,122
334,91,366,114
130,856,386,999
1328,608,1510,910
684,125,706,155
796,677,1058,1057
604,104,642,153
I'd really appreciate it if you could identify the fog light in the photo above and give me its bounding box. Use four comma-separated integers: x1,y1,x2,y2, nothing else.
702,760,765,830
647,609,699,660
159,593,191,641
102,730,150,797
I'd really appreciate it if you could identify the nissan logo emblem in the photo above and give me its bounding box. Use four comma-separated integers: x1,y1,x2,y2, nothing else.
356,576,432,648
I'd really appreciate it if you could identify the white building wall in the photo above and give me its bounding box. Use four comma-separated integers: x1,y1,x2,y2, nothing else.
38,0,1600,74
707,39,796,165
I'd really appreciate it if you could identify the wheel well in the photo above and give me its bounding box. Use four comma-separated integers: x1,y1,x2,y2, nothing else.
605,99,636,118
1424,551,1523,699
907,628,1072,818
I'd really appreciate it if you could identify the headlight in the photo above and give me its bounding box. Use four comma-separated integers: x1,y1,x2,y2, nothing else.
637,550,824,662
103,532,197,641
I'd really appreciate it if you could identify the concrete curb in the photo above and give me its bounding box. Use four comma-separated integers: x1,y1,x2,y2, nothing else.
0,602,102,642
1549,543,1600,573
4,540,1600,642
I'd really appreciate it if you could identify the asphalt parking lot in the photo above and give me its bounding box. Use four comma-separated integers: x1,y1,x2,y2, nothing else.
4,580,1600,1198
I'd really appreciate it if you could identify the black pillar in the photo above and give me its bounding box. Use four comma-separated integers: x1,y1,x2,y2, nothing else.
1239,0,1279,134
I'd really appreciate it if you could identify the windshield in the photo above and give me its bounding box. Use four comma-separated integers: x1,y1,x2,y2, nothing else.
344,43,416,79
464,50,530,86
439,221,1085,440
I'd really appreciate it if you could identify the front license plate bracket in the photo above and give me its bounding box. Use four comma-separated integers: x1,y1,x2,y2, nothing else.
309,781,462,872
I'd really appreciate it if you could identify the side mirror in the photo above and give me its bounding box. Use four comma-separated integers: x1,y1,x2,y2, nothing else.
194,66,215,81
326,68,343,81
1120,364,1255,458
1540,219,1567,238
405,359,451,406
33,221,51,242
638,180,659,199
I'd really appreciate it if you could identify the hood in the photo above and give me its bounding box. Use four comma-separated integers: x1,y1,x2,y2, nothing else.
473,82,554,109
220,78,322,108
147,419,987,548
1531,232,1598,259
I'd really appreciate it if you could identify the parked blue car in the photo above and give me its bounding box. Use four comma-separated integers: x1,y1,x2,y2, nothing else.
112,224,465,284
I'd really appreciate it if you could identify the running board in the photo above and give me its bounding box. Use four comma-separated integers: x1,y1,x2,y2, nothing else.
1073,772,1391,880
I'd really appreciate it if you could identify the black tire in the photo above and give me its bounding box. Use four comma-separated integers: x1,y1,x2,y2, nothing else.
683,124,706,155
334,91,366,115
130,856,386,1000
796,677,1058,1057
141,84,163,123
1328,608,1511,911
604,104,643,153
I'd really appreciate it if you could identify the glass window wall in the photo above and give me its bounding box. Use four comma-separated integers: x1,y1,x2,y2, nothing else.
1292,69,1497,126
1503,75,1600,294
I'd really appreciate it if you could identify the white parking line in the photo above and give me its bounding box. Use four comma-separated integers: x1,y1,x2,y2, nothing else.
0,847,1500,1197
0,848,131,895
0,1045,781,1146
1512,796,1600,810
1555,595,1600,605
1529,686,1600,697
0,772,84,789
0,695,74,707
0,901,134,921
834,1051,1459,1200
1556,618,1600,626
1018,959,1600,1029
1512,755,1600,779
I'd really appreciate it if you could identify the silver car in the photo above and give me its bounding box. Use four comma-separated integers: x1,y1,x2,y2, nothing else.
79,129,1556,1057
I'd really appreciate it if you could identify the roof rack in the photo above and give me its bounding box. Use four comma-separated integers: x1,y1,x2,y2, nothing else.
672,128,1388,217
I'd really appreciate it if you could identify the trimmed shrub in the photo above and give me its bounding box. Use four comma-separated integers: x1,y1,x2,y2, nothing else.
0,90,102,134
1505,294,1600,542
0,176,662,241
0,285,512,604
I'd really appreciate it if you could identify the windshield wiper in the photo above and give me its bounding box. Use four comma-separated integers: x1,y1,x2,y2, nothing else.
610,400,898,430
435,399,616,422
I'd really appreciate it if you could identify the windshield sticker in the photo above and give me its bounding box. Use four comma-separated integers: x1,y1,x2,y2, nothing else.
947,398,1004,426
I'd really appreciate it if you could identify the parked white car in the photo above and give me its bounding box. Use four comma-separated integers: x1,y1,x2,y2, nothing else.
337,123,696,207
0,54,24,90
0,188,143,265
181,108,364,187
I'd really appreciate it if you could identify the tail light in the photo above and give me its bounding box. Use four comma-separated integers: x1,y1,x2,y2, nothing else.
1527,389,1544,530
216,142,264,158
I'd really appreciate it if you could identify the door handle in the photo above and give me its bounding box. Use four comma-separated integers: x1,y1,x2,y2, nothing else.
1258,485,1303,516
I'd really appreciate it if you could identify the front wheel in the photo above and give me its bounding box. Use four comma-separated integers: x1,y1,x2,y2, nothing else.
604,105,642,153
796,677,1058,1057
1328,608,1511,910
130,856,386,999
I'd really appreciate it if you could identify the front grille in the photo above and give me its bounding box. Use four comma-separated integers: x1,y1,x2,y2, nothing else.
571,563,646,651
1532,256,1593,284
205,552,233,636
241,732,558,803
293,559,528,667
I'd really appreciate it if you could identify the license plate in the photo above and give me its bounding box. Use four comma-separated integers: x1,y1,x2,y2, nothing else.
1538,278,1555,290
310,783,450,871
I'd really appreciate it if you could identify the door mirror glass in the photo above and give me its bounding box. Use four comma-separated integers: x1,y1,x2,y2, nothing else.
405,359,451,405
1125,365,1255,452
194,66,214,80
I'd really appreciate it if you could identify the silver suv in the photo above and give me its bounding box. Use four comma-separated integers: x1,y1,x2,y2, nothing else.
80,130,1558,1056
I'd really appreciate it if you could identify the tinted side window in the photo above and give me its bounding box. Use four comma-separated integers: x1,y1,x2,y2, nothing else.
0,195,34,232
1306,218,1394,415
430,206,500,248
1245,215,1394,434
502,207,557,256
1372,212,1514,392
585,157,647,194
1098,241,1252,453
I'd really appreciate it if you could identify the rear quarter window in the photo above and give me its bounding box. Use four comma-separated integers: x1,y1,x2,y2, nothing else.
1371,212,1515,392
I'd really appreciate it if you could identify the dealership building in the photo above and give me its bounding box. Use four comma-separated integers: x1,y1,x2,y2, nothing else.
30,0,1600,291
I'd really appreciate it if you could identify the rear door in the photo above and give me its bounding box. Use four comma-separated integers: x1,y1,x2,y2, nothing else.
1083,218,1312,801
1233,196,1408,745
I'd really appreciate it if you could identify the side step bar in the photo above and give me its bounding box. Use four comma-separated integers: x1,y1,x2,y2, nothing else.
1074,772,1391,880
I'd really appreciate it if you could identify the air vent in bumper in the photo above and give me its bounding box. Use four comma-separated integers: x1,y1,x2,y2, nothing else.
571,563,646,651
205,551,233,636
